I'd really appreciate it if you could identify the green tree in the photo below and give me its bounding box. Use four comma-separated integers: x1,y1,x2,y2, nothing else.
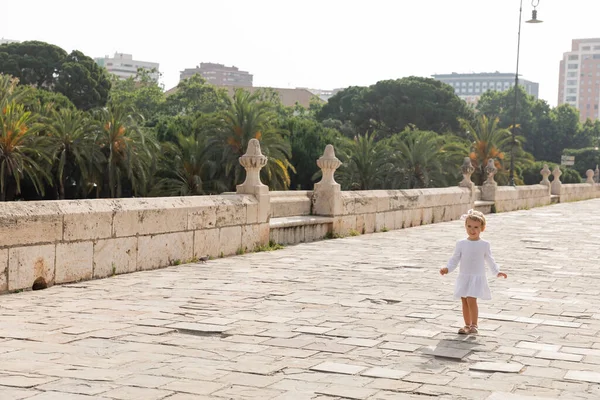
94,105,158,197
460,115,514,186
164,74,229,116
387,129,449,189
210,89,293,190
0,41,66,88
54,50,111,110
318,77,474,137
109,69,165,121
336,132,390,190
46,108,105,199
0,75,51,200
151,133,223,196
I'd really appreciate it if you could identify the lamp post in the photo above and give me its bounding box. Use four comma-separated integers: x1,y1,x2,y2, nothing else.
509,0,542,186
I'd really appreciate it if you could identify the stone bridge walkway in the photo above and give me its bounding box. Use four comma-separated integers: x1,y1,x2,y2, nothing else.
2,200,600,400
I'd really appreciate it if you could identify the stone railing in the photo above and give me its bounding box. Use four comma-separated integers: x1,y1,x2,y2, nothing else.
2,141,600,295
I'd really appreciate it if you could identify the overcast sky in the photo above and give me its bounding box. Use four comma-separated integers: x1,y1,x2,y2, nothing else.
2,0,599,106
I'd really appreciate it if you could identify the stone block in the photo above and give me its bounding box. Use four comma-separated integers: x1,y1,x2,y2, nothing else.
0,202,62,247
219,226,242,256
363,213,376,234
0,249,7,293
341,192,356,216
375,212,386,232
215,198,247,227
186,197,217,230
354,192,377,214
59,200,113,241
242,224,261,252
410,208,424,227
383,211,395,230
137,231,193,270
394,210,404,229
55,242,93,284
113,198,188,237
93,237,137,278
422,207,433,225
375,191,391,212
194,228,220,259
244,196,259,224
8,244,55,291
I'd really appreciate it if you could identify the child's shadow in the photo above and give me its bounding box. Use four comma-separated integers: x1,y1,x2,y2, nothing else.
420,337,482,363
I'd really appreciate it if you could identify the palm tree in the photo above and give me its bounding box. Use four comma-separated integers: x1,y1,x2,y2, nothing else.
45,108,105,199
0,102,51,201
336,132,391,190
151,133,225,196
210,89,293,190
459,115,514,186
94,104,158,198
387,129,447,189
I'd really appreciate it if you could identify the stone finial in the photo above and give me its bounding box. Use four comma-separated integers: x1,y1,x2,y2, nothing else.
595,164,599,183
586,169,595,184
316,144,342,186
459,157,475,189
540,164,551,186
238,138,268,188
551,166,562,195
483,159,497,186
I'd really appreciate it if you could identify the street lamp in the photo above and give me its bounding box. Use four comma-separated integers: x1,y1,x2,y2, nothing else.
509,0,542,186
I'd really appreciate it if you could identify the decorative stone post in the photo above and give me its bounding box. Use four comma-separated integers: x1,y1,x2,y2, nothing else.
551,166,562,196
481,159,498,201
595,165,599,183
237,138,270,225
312,145,342,217
458,157,475,190
540,164,551,186
586,169,595,184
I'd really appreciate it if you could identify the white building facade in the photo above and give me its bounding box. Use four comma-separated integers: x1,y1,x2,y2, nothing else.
95,53,160,82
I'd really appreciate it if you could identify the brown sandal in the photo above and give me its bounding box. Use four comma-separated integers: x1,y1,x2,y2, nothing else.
469,325,479,334
458,326,471,334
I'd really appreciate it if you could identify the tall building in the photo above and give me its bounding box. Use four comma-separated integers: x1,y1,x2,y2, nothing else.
557,38,600,122
0,38,20,45
94,53,160,82
432,72,539,106
180,63,253,87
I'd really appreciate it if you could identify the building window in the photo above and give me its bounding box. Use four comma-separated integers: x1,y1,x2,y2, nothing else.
569,55,579,60
567,88,577,94
567,80,577,85
567,72,577,77
566,96,577,101
583,46,591,50
593,54,600,59
595,105,599,109
568,64,579,69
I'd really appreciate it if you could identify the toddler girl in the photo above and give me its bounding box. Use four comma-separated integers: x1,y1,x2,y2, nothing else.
440,209,507,334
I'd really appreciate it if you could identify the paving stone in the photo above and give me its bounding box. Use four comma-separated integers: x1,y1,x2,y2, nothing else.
212,385,283,399
36,378,120,395
165,322,231,334
361,367,409,379
310,362,367,375
516,341,561,352
535,351,583,362
420,345,471,359
486,393,559,400
564,370,600,383
338,337,382,347
401,328,440,338
304,340,356,354
470,362,524,373
316,384,379,399
379,341,422,352
402,372,453,385
99,386,174,400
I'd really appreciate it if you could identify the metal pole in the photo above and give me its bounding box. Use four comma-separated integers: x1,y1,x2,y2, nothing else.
510,0,523,186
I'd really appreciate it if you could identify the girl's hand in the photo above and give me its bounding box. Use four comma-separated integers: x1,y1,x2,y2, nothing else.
497,272,507,279
440,268,449,276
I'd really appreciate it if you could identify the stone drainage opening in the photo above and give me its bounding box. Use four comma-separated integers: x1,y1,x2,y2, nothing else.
32,277,48,291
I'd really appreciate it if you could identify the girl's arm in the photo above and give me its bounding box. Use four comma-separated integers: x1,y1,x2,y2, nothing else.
484,242,502,276
442,241,462,274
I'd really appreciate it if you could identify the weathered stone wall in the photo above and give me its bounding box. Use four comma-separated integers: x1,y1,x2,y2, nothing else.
333,187,473,236
0,195,268,293
493,185,552,212
559,183,600,203
270,191,312,218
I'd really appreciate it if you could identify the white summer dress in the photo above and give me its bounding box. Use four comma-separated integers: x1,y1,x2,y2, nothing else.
445,239,500,300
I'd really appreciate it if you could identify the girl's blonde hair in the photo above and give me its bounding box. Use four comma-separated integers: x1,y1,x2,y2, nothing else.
463,209,486,228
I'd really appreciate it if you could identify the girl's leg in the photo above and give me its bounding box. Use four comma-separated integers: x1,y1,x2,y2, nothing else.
466,297,478,328
459,297,471,334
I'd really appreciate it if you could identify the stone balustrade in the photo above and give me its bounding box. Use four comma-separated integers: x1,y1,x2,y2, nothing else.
1,143,600,295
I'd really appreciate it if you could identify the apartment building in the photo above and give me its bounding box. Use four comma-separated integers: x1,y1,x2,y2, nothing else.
180,63,253,87
95,53,160,82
